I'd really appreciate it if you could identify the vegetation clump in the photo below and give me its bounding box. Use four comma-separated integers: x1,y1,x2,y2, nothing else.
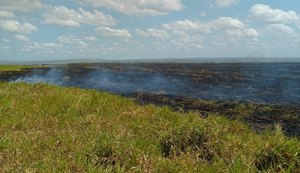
254,127,300,172
160,127,214,162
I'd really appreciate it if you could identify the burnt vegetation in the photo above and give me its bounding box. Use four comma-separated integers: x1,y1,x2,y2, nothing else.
133,93,300,137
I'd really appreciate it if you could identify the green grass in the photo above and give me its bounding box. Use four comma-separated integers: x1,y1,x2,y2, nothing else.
0,82,299,172
0,65,37,72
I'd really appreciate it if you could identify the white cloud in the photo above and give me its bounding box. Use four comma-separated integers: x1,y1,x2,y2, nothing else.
78,0,183,16
0,0,42,12
266,24,297,37
42,42,62,48
250,4,299,23
58,35,88,49
44,6,116,27
135,28,170,39
58,35,75,44
84,36,97,41
161,17,258,49
212,0,239,8
163,17,252,35
44,6,81,27
77,41,88,49
14,34,29,42
0,19,37,33
24,42,63,53
214,17,245,29
0,11,14,18
96,27,131,38
163,19,211,33
226,28,258,37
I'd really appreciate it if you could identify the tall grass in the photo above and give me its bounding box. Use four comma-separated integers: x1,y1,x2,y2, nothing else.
0,82,299,172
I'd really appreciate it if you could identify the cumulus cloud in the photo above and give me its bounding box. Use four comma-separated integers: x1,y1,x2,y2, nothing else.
160,17,258,49
58,35,88,49
14,34,29,42
212,0,239,8
96,27,131,38
41,42,62,48
226,28,258,38
266,24,297,36
163,17,254,36
214,17,245,29
250,4,299,23
135,28,170,39
78,0,183,16
0,19,37,33
163,19,211,33
0,11,14,18
44,6,116,27
0,0,42,12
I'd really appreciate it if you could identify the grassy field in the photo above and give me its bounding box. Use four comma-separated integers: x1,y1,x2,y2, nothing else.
0,65,38,72
0,66,299,172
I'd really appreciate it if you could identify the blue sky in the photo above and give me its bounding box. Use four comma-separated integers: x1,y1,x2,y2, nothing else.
0,0,300,61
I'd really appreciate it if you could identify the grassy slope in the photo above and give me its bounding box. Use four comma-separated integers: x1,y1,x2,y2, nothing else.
0,66,299,172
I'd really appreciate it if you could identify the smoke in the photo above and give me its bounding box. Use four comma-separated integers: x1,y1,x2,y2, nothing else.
12,67,187,96
13,68,66,85
81,70,187,95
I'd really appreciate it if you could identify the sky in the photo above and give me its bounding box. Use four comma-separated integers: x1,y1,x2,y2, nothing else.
0,0,300,61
